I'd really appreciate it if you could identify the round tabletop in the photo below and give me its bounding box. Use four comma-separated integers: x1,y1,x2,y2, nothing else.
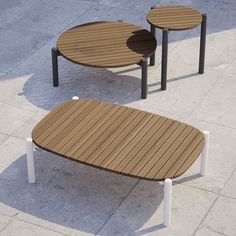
146,5,202,31
57,21,157,68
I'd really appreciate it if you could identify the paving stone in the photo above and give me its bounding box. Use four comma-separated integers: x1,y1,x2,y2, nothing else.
124,64,219,118
0,73,58,112
169,28,236,69
0,219,66,236
0,0,93,74
0,203,19,217
17,160,137,234
221,169,236,199
98,181,216,236
70,230,95,236
0,215,11,232
0,136,26,174
203,196,236,236
0,133,8,146
0,103,35,135
195,226,223,236
16,213,74,236
191,64,236,129
173,118,236,194
0,0,37,27
0,179,37,212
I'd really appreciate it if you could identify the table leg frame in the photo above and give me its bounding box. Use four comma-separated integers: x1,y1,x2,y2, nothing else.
26,137,35,183
150,6,156,66
51,47,61,87
199,14,207,74
138,59,148,99
150,24,156,66
161,28,169,90
163,178,172,226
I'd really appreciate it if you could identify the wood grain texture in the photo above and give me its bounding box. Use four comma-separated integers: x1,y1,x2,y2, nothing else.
57,21,157,68
32,99,205,181
146,5,202,31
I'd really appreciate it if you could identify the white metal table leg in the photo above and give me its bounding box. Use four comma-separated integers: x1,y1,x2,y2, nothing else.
72,96,79,100
26,137,35,183
200,130,209,176
163,178,172,226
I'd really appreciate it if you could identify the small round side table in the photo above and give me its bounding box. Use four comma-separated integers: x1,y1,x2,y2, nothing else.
146,5,207,90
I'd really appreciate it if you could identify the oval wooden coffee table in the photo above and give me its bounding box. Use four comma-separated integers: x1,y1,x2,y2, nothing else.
25,98,209,226
52,21,157,99
146,5,207,90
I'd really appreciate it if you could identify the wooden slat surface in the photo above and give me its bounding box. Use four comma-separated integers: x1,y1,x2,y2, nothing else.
146,5,202,31
32,99,205,181
57,21,157,68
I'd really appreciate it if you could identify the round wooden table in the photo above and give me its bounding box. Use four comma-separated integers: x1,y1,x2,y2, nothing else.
52,21,157,99
146,5,207,90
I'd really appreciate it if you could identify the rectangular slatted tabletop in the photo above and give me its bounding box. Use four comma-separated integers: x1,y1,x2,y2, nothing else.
32,99,204,181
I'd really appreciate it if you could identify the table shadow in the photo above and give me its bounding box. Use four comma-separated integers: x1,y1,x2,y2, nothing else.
0,150,166,235
21,65,144,111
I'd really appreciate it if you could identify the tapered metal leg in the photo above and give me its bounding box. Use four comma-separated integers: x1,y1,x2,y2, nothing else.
26,138,35,183
141,59,148,99
161,28,168,90
199,14,207,74
52,47,60,87
164,178,172,226
150,25,156,66
150,6,156,66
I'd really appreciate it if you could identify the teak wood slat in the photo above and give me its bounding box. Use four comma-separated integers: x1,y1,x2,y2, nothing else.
32,99,205,181
146,5,202,31
57,21,157,68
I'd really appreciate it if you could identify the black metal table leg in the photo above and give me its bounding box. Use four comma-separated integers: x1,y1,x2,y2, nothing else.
150,6,156,66
161,28,168,90
140,59,148,99
150,24,156,66
51,47,60,87
199,14,207,74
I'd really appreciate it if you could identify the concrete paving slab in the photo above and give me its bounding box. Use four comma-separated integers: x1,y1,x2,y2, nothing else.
124,64,219,118
0,0,93,75
16,213,74,236
15,159,137,234
195,226,224,236
0,214,11,232
0,203,19,218
173,118,236,194
191,63,236,129
0,25,53,75
221,169,236,199
0,103,35,135
70,230,94,236
203,196,236,236
0,178,37,212
98,181,216,236
0,136,26,174
0,133,8,146
0,218,67,236
169,28,236,69
0,0,37,27
0,73,59,113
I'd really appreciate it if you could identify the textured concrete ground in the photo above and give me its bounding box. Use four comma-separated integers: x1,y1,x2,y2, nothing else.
0,0,236,235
